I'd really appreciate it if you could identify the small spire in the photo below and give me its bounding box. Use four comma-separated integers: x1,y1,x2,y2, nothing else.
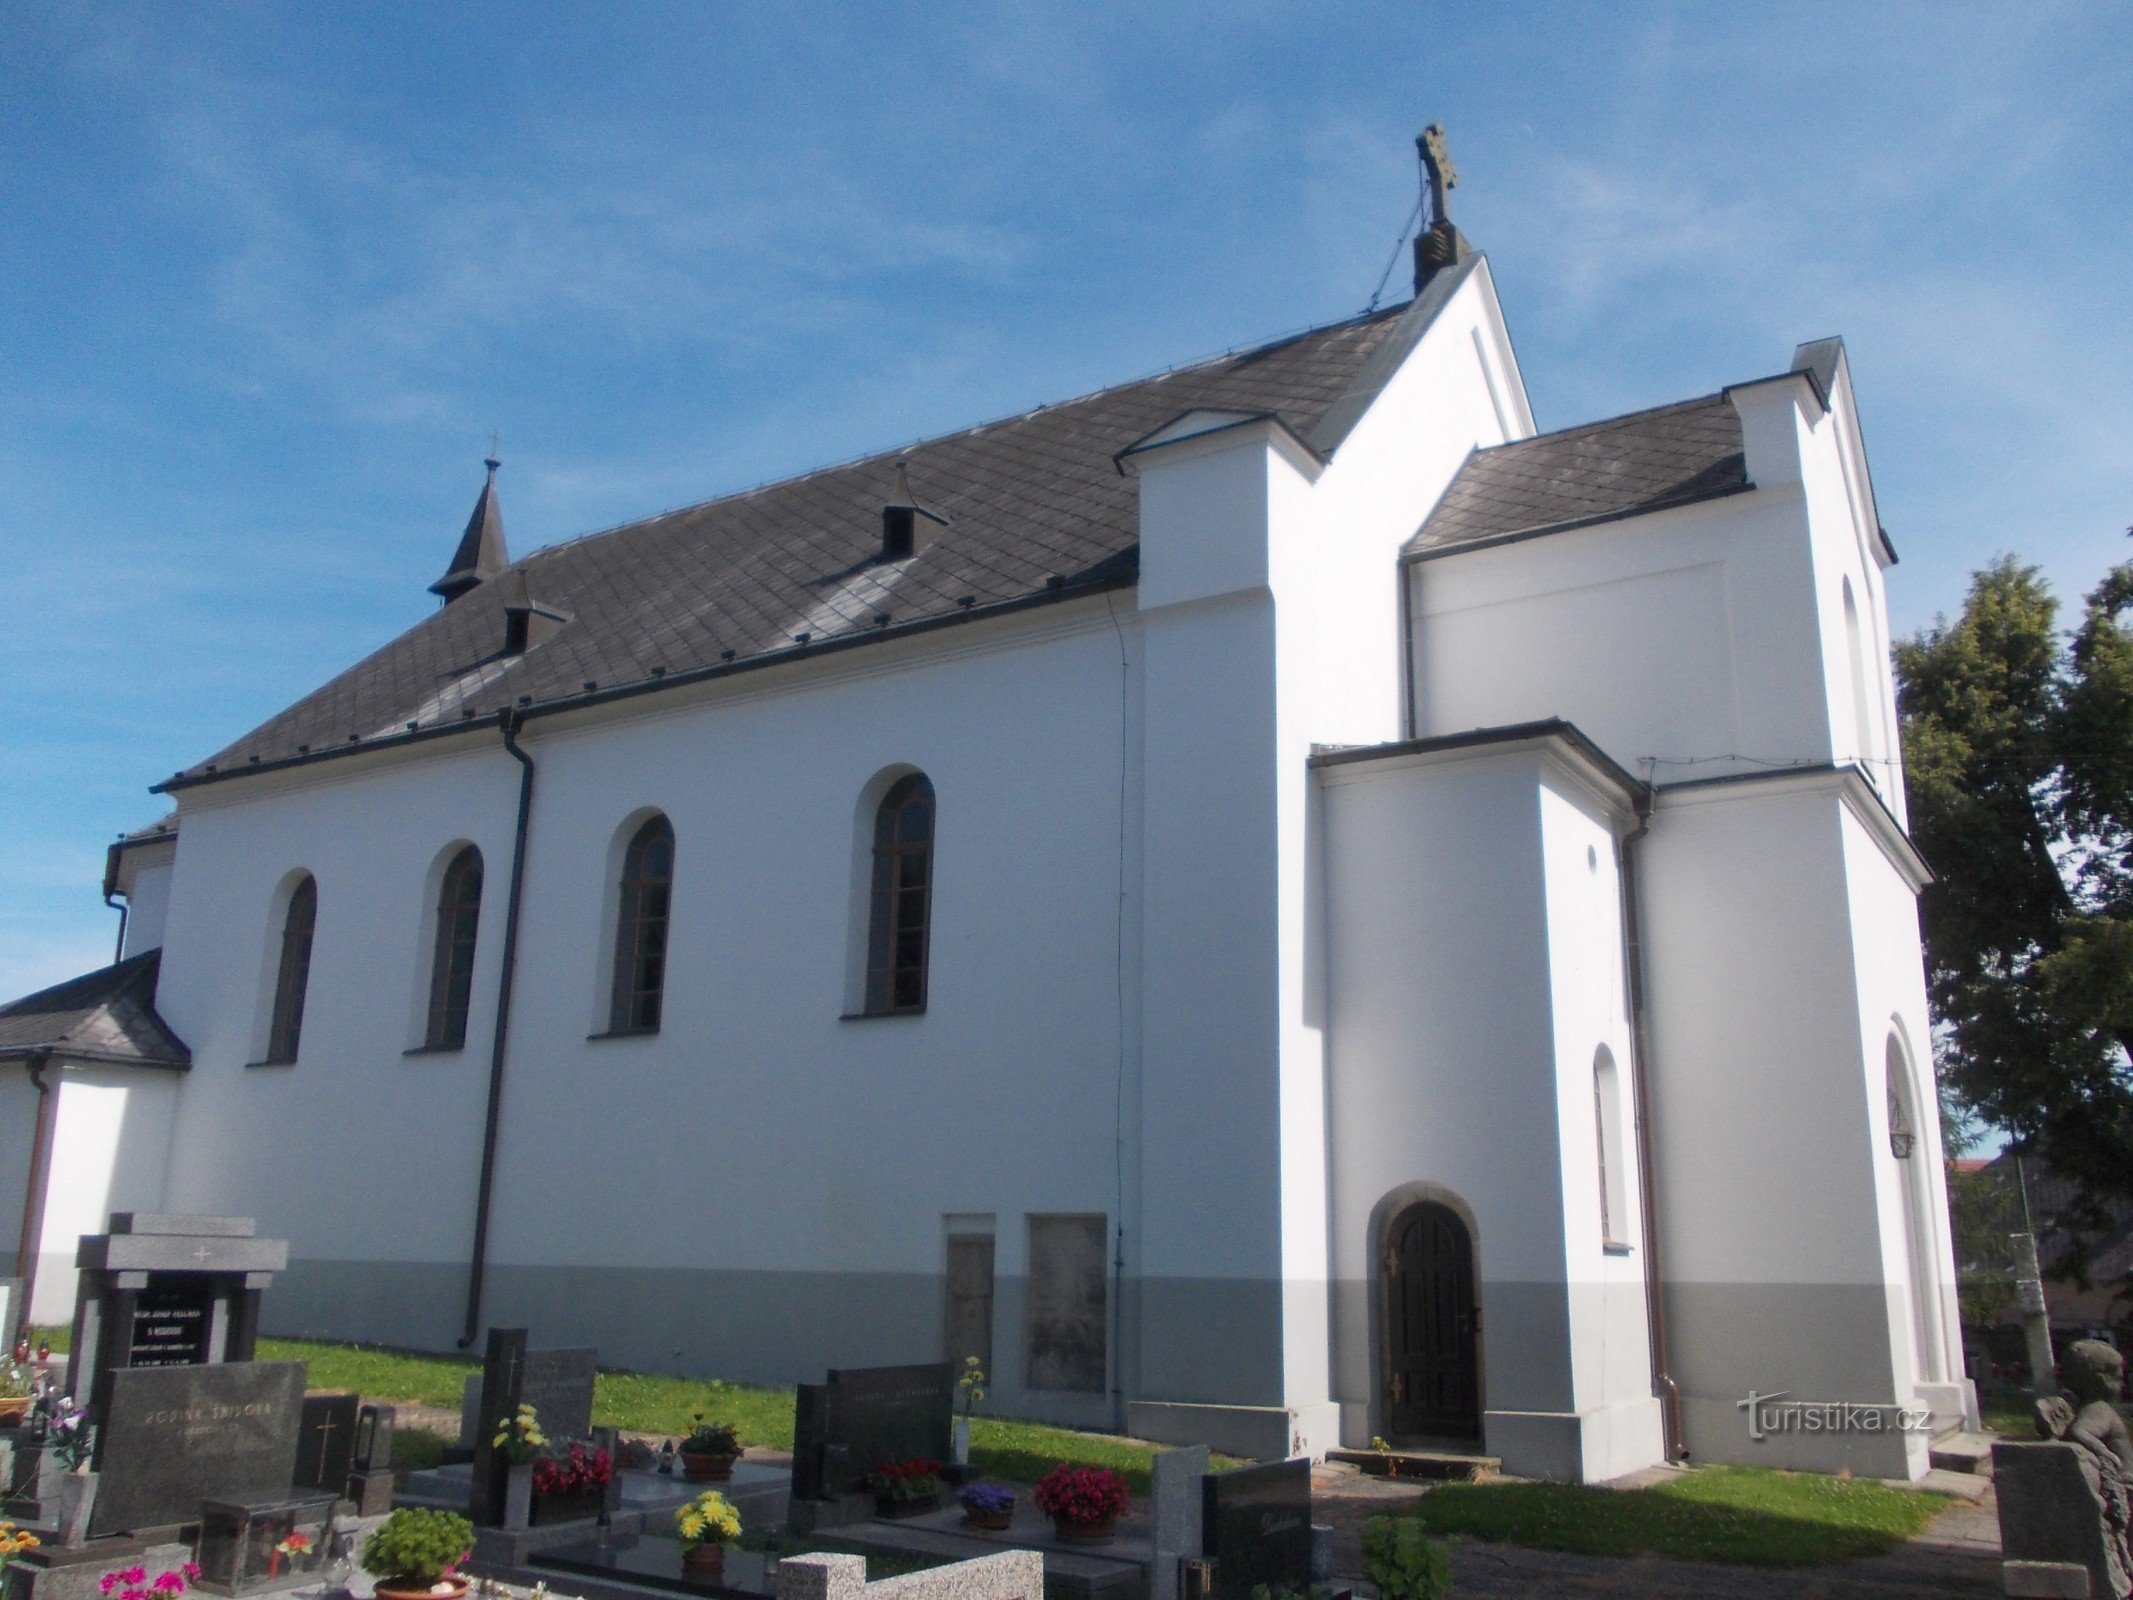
431,449,511,603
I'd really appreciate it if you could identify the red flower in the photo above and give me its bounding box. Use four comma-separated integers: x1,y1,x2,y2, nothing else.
1033,1465,1129,1525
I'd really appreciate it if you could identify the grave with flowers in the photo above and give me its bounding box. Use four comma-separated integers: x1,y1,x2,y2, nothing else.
0,1216,387,1600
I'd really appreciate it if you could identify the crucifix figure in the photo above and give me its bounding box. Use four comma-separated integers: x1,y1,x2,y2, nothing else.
1412,120,1471,292
1417,122,1458,230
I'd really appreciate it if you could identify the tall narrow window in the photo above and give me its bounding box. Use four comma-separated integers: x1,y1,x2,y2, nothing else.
265,875,317,1064
1594,1047,1628,1249
865,774,935,1014
609,816,675,1034
424,846,484,1051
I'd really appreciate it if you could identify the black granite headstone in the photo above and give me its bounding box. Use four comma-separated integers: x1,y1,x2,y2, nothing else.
291,1393,360,1496
1203,1460,1312,1600
90,1361,305,1537
790,1363,955,1500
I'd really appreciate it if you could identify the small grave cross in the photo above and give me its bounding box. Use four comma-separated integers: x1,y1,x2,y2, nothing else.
312,1411,341,1460
191,1245,214,1264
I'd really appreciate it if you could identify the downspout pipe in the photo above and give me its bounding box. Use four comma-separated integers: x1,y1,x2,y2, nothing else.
15,1052,58,1344
104,891,129,966
1620,785,1686,1460
460,712,537,1349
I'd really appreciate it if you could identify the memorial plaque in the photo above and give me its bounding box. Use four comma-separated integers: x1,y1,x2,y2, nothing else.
292,1393,361,1495
91,1361,304,1536
1203,1460,1311,1600
129,1280,216,1368
520,1347,596,1444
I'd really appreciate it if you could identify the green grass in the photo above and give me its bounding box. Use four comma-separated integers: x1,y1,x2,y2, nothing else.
253,1338,1233,1491
1380,1465,1949,1567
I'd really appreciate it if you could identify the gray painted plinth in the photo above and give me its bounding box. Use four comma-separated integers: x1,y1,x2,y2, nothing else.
1149,1446,1209,1600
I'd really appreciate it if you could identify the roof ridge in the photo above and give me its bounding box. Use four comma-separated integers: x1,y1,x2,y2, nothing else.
1474,390,1728,455
517,302,1406,569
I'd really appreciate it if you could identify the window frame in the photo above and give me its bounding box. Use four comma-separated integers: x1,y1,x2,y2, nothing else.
607,815,675,1035
863,773,935,1016
264,875,317,1065
421,845,484,1052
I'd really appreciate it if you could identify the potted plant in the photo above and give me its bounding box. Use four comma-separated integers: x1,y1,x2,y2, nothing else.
362,1508,475,1600
673,1489,742,1577
0,1361,33,1426
1033,1464,1129,1544
679,1416,741,1482
952,1357,985,1467
0,1523,40,1573
871,1458,944,1518
532,1441,613,1524
491,1404,547,1529
957,1482,1015,1532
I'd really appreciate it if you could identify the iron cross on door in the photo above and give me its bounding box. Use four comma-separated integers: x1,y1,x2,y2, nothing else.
1385,1201,1481,1441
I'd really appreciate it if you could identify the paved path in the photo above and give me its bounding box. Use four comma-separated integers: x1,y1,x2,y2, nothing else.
1310,1466,2002,1599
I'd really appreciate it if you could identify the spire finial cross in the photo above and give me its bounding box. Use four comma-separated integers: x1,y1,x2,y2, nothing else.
1417,123,1457,229
487,429,502,474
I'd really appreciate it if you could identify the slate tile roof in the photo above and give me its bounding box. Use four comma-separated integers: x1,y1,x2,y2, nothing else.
168,291,1450,791
1407,392,1749,559
0,951,190,1069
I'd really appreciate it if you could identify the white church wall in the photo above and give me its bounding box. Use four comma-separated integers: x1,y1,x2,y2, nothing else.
152,601,1151,1430
30,1066,180,1325
117,843,177,958
1836,801,1969,1429
1316,735,1659,1481
1535,776,1664,1482
1124,263,1534,1457
1636,771,1928,1479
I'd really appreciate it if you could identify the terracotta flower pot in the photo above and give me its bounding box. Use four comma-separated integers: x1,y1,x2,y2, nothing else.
681,1451,736,1482
683,1543,727,1578
1053,1515,1117,1545
375,1577,472,1600
963,1507,1014,1531
0,1398,31,1426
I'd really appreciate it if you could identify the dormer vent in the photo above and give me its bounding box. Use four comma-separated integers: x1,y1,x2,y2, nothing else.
881,461,949,562
500,569,569,657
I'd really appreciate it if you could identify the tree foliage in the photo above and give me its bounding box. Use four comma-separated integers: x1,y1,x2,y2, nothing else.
1897,553,2133,1228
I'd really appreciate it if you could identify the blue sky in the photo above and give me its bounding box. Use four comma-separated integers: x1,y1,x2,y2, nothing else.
3,2,2129,999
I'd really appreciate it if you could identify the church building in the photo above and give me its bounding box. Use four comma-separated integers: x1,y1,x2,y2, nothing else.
0,135,1971,1482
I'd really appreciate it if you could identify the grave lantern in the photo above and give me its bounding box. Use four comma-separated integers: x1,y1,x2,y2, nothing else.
193,1494,337,1596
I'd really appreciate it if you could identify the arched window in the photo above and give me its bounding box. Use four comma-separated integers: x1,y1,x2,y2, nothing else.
265,875,317,1064
1843,576,1879,774
609,816,675,1034
865,773,935,1014
423,846,484,1051
1593,1047,1628,1248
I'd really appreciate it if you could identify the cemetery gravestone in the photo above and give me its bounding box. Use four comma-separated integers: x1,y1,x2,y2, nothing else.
468,1329,598,1526
1150,1447,1210,1600
89,1361,305,1537
66,1215,288,1432
1202,1460,1311,1600
791,1364,955,1503
290,1394,360,1498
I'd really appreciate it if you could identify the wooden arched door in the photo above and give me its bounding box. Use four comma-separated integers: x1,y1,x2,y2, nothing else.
1385,1201,1481,1440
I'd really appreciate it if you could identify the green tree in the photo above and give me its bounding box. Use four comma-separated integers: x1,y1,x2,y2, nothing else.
1896,553,2133,1246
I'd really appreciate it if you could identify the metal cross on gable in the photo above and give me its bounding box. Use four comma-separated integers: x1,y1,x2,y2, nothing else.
1417,122,1458,229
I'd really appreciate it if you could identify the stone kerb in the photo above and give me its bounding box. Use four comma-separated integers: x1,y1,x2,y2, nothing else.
776,1550,1044,1600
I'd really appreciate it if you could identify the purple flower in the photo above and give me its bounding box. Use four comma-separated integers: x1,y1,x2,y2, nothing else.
958,1483,1015,1514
